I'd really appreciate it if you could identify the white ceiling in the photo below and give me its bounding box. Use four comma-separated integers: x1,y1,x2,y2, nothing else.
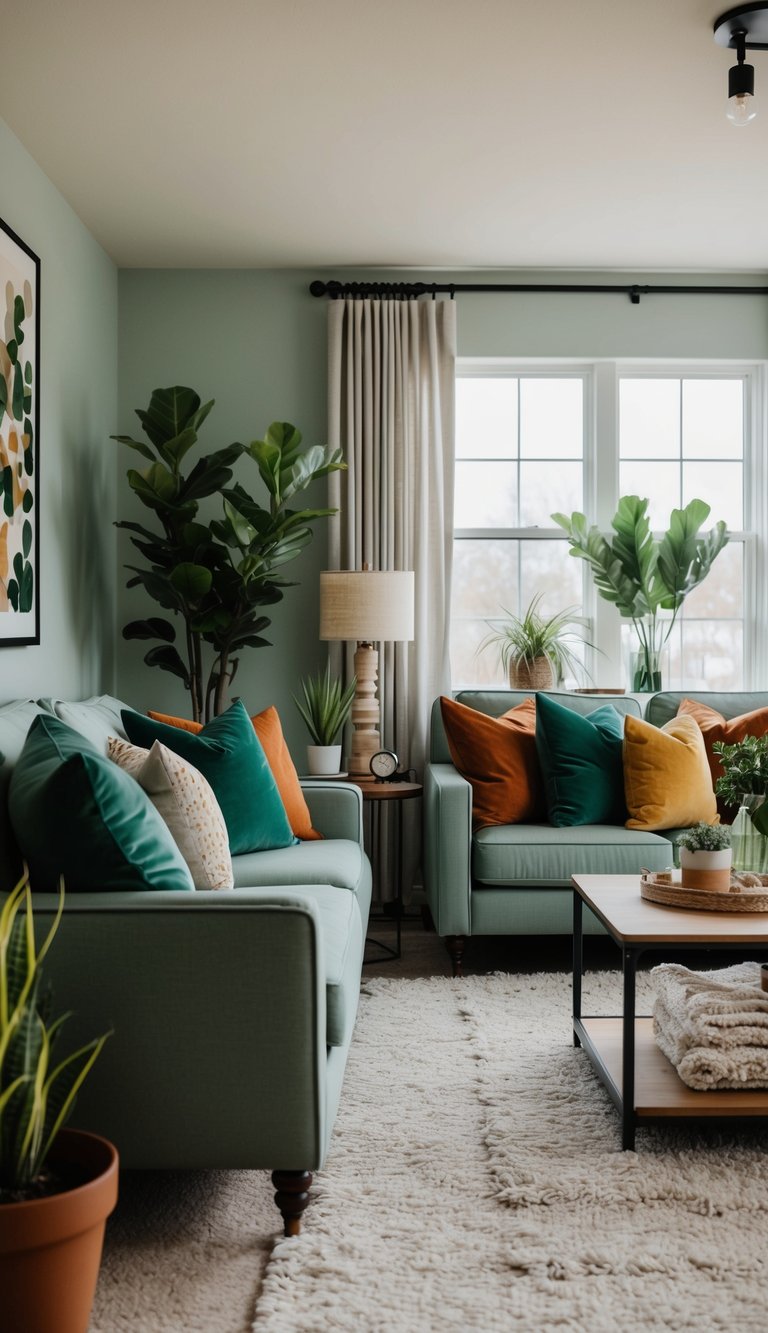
1,0,767,271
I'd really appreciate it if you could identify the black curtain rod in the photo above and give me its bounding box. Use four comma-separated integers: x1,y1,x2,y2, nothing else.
309,279,768,305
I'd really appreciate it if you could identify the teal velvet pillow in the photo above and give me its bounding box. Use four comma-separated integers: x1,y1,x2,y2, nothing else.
535,694,627,827
121,699,296,855
8,714,194,893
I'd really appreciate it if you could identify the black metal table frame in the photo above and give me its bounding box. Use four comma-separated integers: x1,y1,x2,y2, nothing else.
364,795,407,963
572,888,768,1151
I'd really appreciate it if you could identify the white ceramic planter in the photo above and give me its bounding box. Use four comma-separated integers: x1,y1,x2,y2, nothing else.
306,744,342,776
679,847,732,893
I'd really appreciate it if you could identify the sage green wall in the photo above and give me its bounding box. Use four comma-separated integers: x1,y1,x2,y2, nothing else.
117,266,768,753
0,118,118,705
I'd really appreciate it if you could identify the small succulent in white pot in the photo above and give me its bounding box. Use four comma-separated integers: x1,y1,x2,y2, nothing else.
678,822,732,893
294,663,357,775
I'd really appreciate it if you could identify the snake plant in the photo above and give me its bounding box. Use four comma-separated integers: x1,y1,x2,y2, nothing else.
294,663,357,747
0,874,110,1200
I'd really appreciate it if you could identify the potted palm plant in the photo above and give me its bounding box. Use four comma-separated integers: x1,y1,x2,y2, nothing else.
678,822,732,893
0,874,115,1333
553,496,729,691
479,594,592,689
294,663,357,775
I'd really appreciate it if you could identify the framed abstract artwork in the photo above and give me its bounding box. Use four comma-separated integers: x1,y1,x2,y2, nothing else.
0,216,39,646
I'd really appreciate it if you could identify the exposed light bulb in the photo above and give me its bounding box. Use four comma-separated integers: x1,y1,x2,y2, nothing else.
727,90,758,123
727,44,756,124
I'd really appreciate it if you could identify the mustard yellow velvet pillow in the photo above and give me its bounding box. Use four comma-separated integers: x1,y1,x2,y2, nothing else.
623,713,718,831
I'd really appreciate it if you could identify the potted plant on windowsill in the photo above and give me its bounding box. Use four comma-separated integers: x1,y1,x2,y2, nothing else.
678,822,732,893
479,594,593,690
0,874,115,1333
294,663,357,775
553,496,729,692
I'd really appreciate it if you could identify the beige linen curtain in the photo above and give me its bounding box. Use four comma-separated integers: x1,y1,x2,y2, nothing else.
327,296,456,900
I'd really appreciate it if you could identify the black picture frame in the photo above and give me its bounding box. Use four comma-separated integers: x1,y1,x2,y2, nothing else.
0,215,40,646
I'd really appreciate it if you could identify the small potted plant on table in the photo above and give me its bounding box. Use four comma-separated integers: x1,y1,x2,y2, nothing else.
678,822,732,893
295,662,357,775
0,874,115,1333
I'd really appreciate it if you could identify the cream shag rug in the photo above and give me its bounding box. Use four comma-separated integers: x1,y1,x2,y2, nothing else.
91,973,768,1332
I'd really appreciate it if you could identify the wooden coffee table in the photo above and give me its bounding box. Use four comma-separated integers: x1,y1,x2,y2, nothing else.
572,874,768,1150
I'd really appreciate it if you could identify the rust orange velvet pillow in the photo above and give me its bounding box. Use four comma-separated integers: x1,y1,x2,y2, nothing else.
147,706,322,840
439,696,544,829
678,698,768,820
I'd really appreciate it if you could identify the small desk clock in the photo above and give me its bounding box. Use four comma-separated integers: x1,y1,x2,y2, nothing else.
369,749,400,782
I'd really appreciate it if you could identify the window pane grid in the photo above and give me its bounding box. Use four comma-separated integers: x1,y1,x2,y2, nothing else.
618,374,746,690
453,366,749,692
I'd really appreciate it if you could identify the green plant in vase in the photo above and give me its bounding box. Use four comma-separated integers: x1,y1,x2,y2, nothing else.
713,735,768,871
552,496,729,692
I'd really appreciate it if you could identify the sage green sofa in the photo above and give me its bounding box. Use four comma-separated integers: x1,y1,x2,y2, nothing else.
424,689,768,975
0,694,371,1236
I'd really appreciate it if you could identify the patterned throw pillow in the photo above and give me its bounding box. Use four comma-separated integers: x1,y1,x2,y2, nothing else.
147,705,322,840
122,700,296,855
108,737,234,891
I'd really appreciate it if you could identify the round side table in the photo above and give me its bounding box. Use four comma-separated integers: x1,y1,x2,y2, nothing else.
349,778,422,961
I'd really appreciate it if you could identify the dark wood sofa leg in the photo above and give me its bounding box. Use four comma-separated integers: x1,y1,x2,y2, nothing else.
272,1169,313,1236
445,934,466,978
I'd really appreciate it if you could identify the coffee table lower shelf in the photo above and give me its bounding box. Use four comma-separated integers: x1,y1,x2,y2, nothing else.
578,1016,768,1119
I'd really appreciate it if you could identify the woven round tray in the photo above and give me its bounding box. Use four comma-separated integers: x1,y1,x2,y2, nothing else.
640,870,768,913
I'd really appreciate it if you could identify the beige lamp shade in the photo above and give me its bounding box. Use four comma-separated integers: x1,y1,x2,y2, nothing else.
319,570,415,643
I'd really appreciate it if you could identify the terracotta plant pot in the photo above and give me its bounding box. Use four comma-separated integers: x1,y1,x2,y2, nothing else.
0,1129,119,1333
509,657,554,690
679,847,733,893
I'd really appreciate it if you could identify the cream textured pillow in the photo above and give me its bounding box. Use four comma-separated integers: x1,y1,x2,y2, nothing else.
623,713,718,831
108,736,234,890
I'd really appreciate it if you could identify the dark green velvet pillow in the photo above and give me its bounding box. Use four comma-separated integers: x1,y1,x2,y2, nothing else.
535,694,627,827
8,714,194,893
121,698,297,855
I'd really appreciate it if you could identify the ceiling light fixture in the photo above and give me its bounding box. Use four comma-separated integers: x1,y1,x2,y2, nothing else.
714,5,768,125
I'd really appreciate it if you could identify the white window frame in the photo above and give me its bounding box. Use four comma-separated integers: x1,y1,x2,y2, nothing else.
455,357,767,691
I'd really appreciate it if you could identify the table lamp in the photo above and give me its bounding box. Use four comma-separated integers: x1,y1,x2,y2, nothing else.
319,568,415,776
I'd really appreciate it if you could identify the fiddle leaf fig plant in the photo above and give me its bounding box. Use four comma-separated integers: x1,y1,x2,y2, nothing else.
113,388,346,722
0,874,110,1201
552,496,729,691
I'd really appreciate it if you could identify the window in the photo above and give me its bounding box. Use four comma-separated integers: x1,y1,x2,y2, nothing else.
618,375,745,692
451,362,760,691
452,370,588,687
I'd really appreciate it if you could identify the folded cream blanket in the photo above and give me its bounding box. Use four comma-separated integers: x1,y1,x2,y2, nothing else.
652,961,768,1091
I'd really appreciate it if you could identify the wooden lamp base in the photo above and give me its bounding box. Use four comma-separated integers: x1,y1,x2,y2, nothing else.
348,642,381,776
